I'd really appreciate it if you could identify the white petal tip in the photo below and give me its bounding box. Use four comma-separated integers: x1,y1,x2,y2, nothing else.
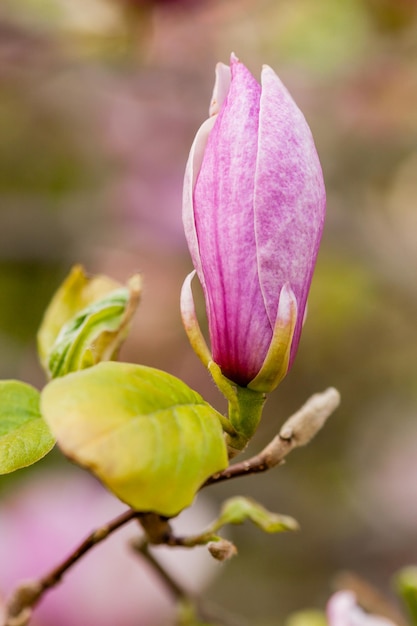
180,272,212,368
209,63,231,117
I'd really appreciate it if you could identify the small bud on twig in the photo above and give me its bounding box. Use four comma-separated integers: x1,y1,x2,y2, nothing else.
4,580,42,626
208,539,238,562
279,387,341,446
205,387,341,485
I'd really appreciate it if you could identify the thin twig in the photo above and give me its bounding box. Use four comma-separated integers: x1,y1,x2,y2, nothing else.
133,541,247,626
40,509,142,591
132,540,187,601
3,509,142,626
3,387,340,626
205,387,340,485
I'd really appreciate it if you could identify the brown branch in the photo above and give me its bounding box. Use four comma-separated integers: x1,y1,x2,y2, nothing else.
3,387,340,626
131,539,187,601
41,509,143,591
132,540,247,626
205,387,340,486
3,509,142,626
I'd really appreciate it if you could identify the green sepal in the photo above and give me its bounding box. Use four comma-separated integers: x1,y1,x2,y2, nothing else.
208,362,266,454
37,265,141,378
40,362,228,517
212,496,299,534
0,380,55,474
394,566,417,626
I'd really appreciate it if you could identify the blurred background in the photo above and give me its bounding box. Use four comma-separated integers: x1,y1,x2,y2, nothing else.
1,0,417,624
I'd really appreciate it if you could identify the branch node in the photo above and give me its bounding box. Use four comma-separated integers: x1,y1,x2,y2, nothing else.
279,387,341,447
205,387,340,486
4,580,43,626
3,607,32,626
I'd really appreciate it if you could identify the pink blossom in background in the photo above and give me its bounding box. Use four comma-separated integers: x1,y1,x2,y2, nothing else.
327,591,398,626
0,470,219,626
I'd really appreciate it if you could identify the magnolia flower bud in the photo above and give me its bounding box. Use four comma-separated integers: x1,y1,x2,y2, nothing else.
181,54,325,393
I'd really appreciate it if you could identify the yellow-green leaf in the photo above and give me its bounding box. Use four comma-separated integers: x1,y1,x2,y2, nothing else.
214,496,299,533
0,380,55,474
394,567,417,626
40,362,228,516
37,265,141,378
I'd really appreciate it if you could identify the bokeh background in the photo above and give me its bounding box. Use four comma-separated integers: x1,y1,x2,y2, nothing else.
1,0,417,624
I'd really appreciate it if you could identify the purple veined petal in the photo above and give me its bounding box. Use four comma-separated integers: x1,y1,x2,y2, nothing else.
254,65,326,365
193,57,272,386
183,55,326,390
302,300,308,326
183,115,217,286
183,62,232,283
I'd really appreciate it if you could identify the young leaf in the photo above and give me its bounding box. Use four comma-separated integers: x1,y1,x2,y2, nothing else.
0,380,55,474
40,362,228,516
37,265,141,378
214,496,299,533
394,567,417,626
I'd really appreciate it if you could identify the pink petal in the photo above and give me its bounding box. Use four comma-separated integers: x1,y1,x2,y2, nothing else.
193,57,271,385
255,65,325,365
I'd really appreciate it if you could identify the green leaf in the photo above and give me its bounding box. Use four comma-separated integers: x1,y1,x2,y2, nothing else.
0,380,55,474
37,265,141,378
214,496,299,533
40,362,228,516
285,610,327,626
394,567,417,626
